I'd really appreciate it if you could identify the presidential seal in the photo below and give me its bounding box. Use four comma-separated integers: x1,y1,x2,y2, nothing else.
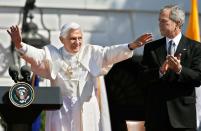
9,82,35,108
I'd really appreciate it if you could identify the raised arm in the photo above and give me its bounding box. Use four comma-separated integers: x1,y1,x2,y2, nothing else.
7,25,51,78
91,33,153,75
128,33,153,50
7,25,23,49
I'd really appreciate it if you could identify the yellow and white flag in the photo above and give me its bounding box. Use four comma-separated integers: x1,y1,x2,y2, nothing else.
185,0,200,42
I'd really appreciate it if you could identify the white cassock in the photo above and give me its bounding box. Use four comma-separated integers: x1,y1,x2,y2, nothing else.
21,43,133,131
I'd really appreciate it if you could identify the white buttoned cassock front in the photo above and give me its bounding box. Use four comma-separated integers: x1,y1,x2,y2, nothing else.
20,42,133,131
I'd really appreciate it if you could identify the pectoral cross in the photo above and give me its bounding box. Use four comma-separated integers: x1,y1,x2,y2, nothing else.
65,65,73,79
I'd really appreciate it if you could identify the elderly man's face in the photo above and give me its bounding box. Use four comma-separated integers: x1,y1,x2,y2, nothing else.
159,9,177,38
61,29,83,54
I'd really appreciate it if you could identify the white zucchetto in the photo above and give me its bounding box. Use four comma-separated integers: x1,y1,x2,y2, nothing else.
60,22,81,37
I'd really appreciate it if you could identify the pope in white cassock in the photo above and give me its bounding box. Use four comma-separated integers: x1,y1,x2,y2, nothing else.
7,22,153,131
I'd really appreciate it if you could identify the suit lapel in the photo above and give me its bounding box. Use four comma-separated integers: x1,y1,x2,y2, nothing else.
154,38,167,66
175,35,188,58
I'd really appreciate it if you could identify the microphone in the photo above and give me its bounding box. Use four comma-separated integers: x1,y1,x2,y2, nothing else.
20,65,31,84
8,65,19,83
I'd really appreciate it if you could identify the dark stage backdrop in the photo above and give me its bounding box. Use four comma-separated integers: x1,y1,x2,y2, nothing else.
105,55,145,131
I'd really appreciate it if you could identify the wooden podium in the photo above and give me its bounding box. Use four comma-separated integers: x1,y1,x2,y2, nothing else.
0,86,62,131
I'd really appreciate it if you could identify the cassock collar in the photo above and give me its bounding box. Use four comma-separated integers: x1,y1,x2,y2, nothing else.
61,47,79,61
61,45,91,73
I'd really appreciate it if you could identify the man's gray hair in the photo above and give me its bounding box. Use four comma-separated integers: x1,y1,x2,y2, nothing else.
60,22,81,38
160,5,185,27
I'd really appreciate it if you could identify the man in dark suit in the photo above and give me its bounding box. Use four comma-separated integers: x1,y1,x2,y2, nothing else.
141,4,201,131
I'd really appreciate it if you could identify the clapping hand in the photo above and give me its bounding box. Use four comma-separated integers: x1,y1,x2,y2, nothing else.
160,59,169,74
166,53,182,73
160,53,182,74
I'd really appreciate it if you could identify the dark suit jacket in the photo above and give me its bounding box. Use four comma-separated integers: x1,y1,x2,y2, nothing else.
141,35,201,128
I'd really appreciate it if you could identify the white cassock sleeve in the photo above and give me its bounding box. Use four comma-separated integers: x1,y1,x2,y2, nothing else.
80,43,133,76
19,43,61,79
